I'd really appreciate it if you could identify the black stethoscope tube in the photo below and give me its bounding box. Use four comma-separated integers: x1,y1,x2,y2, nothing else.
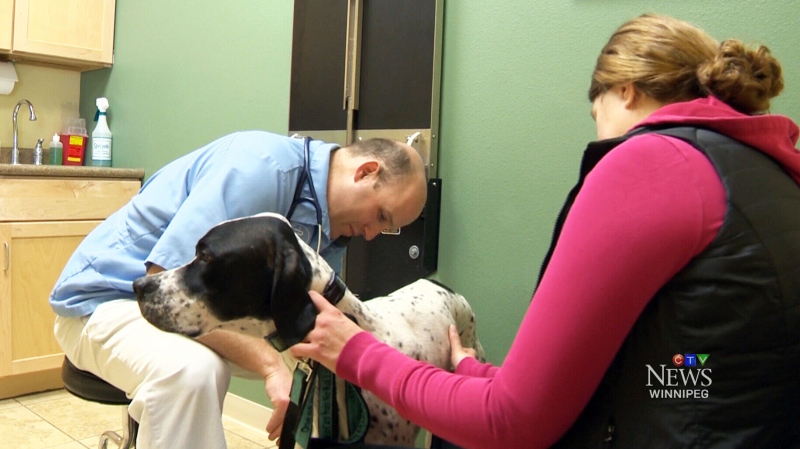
287,137,323,253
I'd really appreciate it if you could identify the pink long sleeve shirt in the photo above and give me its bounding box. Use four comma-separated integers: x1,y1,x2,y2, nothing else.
336,97,800,449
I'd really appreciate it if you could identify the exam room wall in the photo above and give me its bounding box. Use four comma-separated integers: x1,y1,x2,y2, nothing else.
79,0,800,408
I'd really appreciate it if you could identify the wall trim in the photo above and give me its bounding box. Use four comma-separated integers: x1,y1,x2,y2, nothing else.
222,392,272,438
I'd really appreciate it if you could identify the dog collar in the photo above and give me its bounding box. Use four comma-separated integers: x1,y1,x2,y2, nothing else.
321,273,347,306
265,273,347,352
266,332,290,352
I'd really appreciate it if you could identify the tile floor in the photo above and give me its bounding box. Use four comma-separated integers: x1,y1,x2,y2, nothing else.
0,388,276,449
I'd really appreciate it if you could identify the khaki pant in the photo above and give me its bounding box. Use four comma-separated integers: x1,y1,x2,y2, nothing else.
55,299,259,449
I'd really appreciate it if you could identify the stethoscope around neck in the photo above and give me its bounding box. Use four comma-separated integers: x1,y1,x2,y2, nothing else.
286,136,323,254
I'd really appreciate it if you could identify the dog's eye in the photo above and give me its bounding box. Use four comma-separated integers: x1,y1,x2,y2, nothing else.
198,251,213,264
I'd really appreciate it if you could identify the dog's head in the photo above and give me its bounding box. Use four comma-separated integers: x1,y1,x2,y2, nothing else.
134,213,333,348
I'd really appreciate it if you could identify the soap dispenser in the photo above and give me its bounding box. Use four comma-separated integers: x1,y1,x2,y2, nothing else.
49,134,63,165
33,138,44,165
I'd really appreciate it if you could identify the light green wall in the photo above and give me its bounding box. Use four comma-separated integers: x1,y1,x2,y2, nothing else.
81,0,800,407
80,0,294,170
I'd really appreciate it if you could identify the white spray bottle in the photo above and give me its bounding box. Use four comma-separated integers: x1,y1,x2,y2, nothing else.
90,97,112,167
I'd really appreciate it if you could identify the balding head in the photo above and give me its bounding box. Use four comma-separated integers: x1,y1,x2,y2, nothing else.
327,138,428,240
343,138,426,184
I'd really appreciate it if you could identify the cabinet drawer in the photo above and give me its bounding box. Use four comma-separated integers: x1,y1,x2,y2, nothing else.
0,220,102,376
0,177,140,221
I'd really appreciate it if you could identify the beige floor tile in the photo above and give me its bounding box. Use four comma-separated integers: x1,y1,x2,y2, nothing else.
0,406,74,448
25,393,126,441
0,397,22,411
14,388,72,406
79,430,127,449
222,416,273,447
78,426,271,449
225,428,271,449
79,434,103,448
5,386,279,449
47,441,89,449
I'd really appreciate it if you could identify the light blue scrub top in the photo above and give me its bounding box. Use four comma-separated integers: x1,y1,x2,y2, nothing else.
50,131,344,318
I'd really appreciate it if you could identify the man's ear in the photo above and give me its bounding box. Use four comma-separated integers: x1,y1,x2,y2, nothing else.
269,235,317,348
354,160,381,182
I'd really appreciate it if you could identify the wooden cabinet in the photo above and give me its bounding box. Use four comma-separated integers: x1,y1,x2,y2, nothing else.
0,175,140,399
0,0,12,51
3,0,116,71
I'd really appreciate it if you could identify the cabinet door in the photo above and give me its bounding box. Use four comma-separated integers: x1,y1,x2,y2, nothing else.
13,0,115,67
0,0,11,51
0,220,101,376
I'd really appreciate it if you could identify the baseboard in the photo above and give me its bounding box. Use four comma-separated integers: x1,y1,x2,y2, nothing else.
222,392,272,437
224,393,434,448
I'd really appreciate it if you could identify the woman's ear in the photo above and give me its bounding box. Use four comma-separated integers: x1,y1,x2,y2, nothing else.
619,82,638,109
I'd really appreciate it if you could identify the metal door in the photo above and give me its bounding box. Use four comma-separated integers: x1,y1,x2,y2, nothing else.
289,0,444,298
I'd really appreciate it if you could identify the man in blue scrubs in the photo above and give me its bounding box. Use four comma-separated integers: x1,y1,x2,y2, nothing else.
50,131,428,449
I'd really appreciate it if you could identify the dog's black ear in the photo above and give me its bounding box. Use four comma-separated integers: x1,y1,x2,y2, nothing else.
270,227,317,349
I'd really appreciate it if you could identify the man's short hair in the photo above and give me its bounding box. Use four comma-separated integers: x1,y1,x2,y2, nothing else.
345,138,415,184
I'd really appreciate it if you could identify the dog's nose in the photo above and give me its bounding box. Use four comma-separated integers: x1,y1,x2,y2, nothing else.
133,276,157,297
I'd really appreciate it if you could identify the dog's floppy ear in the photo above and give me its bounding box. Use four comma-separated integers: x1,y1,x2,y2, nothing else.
269,228,317,349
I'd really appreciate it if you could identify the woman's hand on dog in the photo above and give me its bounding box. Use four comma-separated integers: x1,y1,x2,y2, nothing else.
290,290,364,374
448,324,477,370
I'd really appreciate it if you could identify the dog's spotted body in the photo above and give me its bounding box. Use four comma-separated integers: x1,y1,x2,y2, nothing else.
134,213,483,446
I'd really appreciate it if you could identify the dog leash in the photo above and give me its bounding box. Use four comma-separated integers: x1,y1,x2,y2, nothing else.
281,362,370,449
316,367,370,444
316,366,371,443
276,273,358,449
280,358,318,449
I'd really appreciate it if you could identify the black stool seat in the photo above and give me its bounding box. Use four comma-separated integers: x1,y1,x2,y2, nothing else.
61,357,130,405
61,357,138,449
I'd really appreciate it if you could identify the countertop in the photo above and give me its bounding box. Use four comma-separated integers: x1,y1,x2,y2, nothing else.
0,146,144,180
0,163,144,180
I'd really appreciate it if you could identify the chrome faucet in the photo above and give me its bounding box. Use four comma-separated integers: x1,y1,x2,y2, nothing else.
12,99,37,165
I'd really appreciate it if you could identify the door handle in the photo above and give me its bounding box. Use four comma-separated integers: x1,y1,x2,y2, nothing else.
406,131,421,147
343,0,363,145
3,242,8,271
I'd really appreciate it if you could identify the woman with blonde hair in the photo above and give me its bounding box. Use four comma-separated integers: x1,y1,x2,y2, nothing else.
292,14,800,449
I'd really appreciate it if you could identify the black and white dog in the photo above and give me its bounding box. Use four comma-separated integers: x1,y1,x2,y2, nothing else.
134,212,483,447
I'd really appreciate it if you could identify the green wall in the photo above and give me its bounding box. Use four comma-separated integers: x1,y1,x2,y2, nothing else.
81,0,800,407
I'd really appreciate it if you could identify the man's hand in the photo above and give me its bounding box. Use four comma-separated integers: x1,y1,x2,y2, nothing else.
448,325,477,370
195,330,292,442
264,361,292,441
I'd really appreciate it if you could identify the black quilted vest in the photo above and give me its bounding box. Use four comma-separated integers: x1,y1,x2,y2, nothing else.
543,126,800,448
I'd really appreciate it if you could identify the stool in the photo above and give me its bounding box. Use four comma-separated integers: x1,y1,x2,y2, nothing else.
61,357,138,449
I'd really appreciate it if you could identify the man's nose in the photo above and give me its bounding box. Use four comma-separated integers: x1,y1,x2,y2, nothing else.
364,225,381,241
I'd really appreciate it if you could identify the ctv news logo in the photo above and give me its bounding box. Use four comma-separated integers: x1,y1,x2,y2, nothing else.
646,354,712,399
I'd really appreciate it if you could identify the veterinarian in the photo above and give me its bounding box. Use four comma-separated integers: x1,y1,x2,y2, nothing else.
292,14,800,449
49,132,428,449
